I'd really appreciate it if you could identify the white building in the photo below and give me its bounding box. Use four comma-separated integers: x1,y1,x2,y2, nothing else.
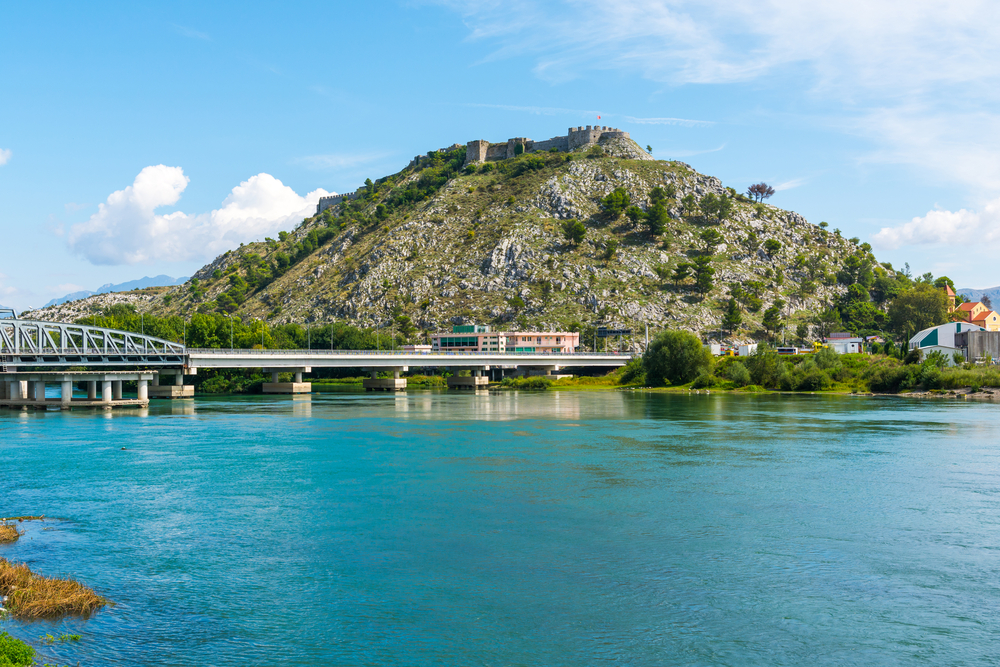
826,332,864,354
909,322,985,363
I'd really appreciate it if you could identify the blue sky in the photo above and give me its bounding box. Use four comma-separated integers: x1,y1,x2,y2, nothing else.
3,0,1000,310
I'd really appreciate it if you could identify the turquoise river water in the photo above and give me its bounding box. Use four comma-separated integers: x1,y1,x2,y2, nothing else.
2,390,999,665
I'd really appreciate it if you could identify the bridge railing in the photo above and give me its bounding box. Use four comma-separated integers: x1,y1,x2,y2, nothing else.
0,319,185,356
186,348,630,357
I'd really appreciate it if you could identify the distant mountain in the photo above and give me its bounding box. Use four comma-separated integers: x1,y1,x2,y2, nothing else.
43,275,188,308
958,286,1000,307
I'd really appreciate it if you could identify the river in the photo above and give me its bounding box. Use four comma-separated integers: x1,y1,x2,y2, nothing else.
2,390,998,665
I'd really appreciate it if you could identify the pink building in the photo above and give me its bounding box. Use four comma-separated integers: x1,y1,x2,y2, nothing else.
430,325,579,353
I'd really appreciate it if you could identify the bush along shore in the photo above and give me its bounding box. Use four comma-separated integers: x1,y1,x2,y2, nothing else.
630,330,1000,397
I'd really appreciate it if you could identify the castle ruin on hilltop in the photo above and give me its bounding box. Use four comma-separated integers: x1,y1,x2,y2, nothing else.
316,126,630,214
464,126,629,165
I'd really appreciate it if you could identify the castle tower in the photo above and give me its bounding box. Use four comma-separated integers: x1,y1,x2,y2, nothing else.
465,140,489,166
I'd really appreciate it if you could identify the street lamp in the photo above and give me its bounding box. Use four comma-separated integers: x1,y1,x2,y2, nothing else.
224,313,233,350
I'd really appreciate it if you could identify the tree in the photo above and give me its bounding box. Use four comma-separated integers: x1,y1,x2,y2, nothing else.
887,283,949,340
693,255,715,294
722,297,742,333
762,305,783,340
654,265,672,285
764,239,781,256
700,193,734,223
796,323,809,344
681,194,699,216
983,294,994,309
700,228,723,253
642,330,714,386
813,307,843,338
646,202,669,237
837,252,874,288
747,182,775,202
601,188,630,217
646,145,653,153
672,262,692,287
603,239,619,262
715,195,733,221
625,206,645,226
394,314,417,340
561,219,586,245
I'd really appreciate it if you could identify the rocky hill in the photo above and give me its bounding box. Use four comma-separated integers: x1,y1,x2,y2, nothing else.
27,134,873,342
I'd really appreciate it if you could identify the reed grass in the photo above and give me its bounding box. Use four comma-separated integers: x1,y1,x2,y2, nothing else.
0,524,22,544
0,558,108,620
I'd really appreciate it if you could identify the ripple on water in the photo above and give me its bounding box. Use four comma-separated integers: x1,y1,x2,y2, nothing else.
1,392,999,665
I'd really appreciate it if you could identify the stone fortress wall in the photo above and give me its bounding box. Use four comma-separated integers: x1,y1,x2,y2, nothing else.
317,128,629,214
465,126,629,166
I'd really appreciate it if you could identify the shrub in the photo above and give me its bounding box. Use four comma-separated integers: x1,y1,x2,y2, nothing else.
745,345,781,388
0,632,34,666
724,361,751,387
643,330,713,386
813,347,840,370
919,361,943,389
500,376,552,390
618,357,646,385
866,359,911,393
797,368,831,391
692,373,717,389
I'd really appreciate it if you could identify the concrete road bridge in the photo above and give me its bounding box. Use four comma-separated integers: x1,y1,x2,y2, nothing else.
0,316,630,400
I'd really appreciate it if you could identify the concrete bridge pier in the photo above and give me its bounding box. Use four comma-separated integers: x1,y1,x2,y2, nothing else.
148,370,195,398
363,367,407,392
262,367,311,394
447,366,490,390
61,380,73,408
527,365,573,380
0,372,153,410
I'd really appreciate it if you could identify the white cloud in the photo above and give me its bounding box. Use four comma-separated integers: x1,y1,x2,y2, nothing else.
774,177,807,191
67,165,329,265
665,143,726,158
623,116,713,127
435,0,1000,196
465,103,601,116
0,272,18,298
872,198,1000,250
0,148,11,166
294,152,391,170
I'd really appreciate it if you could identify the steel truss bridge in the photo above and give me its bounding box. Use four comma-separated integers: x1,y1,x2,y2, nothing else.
0,318,629,371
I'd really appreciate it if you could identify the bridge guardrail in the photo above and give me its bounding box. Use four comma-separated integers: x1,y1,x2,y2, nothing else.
185,348,631,357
